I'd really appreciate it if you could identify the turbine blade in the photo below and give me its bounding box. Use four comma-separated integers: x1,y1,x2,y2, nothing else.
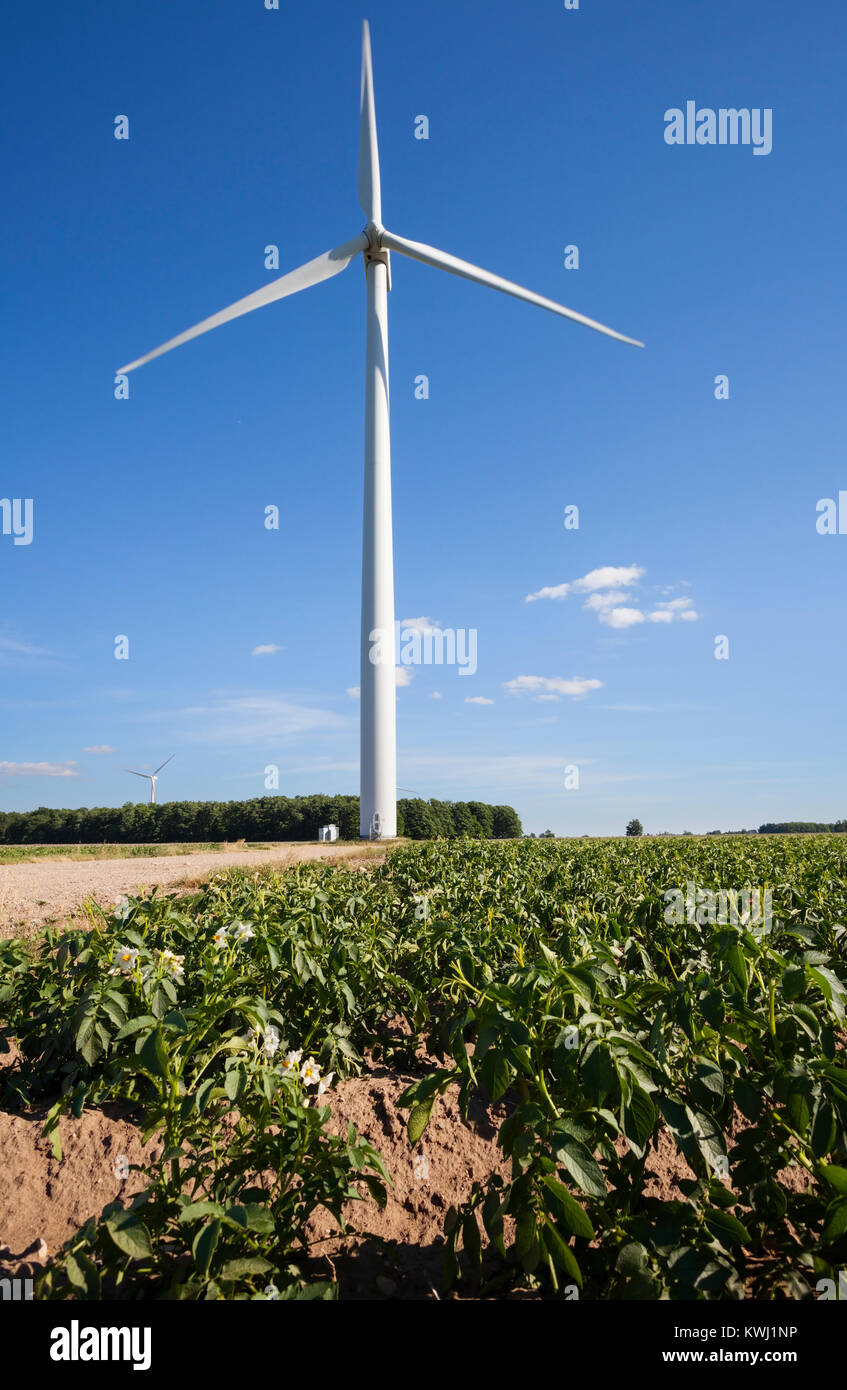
118,234,369,374
151,754,175,777
126,770,150,779
380,229,644,347
358,21,381,224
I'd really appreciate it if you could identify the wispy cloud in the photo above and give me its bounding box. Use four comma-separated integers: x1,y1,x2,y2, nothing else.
251,644,282,656
346,686,360,700
0,760,79,778
152,693,347,745
399,751,579,790
465,695,494,705
83,744,115,754
0,636,56,665
504,675,603,700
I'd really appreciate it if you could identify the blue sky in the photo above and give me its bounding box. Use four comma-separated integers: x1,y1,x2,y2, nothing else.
2,0,845,835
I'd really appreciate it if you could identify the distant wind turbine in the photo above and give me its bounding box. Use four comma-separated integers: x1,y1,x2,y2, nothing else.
117,22,642,840
125,755,175,805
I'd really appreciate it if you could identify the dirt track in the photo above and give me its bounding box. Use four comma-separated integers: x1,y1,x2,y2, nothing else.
0,843,387,940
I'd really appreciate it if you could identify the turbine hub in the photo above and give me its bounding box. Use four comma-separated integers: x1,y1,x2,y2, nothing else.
362,222,391,287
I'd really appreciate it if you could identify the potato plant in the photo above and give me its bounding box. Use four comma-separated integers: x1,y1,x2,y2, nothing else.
2,834,846,1299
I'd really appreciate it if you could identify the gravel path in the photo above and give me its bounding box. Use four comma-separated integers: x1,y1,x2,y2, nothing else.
0,843,387,940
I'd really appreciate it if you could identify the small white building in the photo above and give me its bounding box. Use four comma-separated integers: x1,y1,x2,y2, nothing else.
317,824,339,843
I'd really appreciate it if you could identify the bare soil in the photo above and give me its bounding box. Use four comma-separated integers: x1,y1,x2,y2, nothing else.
0,843,388,941
0,1041,811,1299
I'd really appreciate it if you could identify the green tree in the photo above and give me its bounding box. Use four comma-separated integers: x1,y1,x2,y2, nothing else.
626,818,644,838
492,805,522,838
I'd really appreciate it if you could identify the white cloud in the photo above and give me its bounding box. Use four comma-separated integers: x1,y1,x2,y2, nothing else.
431,691,442,700
395,667,414,687
582,590,629,612
598,607,646,629
526,568,698,633
525,583,571,604
251,644,281,656
465,696,494,705
525,566,643,604
573,565,644,593
0,760,79,778
346,686,360,699
83,745,115,754
647,597,699,624
504,675,603,700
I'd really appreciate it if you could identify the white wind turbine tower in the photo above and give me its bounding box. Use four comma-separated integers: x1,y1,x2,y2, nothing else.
118,22,642,841
125,754,175,805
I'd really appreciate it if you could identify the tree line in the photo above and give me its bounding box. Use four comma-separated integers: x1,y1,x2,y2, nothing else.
757,821,847,835
0,795,522,845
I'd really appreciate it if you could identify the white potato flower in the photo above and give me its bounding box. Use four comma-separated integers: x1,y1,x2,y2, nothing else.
112,945,139,974
300,1057,321,1087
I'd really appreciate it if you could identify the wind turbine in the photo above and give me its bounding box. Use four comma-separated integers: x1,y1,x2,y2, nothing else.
117,22,642,841
125,754,175,805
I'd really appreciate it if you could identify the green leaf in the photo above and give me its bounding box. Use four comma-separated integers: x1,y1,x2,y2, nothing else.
541,1174,594,1239
541,1217,582,1286
114,1014,158,1041
822,1196,847,1244
781,963,805,1001
407,1099,434,1146
554,1138,607,1199
703,1206,750,1248
581,1040,617,1103
105,1217,153,1260
819,1164,847,1195
725,942,748,992
624,1086,656,1156
74,1012,95,1053
479,1049,512,1104
224,1063,246,1103
139,1027,169,1080
220,1257,273,1280
179,1200,226,1224
809,967,846,1023
240,1203,275,1234
194,1077,218,1114
616,1241,647,1275
192,1219,221,1275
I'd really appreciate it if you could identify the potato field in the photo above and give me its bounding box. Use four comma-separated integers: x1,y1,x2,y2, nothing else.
2,835,846,1302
